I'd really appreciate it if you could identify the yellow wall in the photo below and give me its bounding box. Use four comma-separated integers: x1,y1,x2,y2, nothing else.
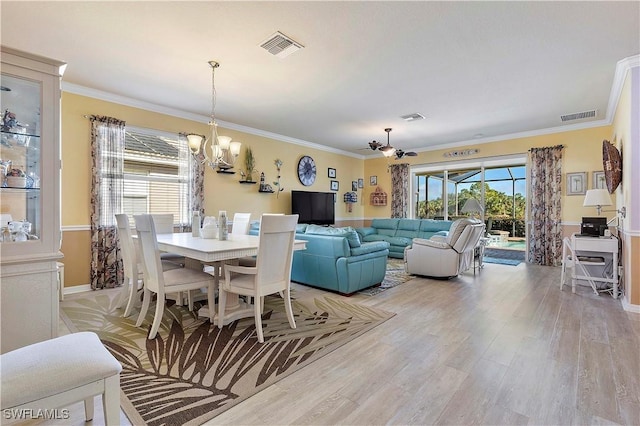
61,89,636,307
60,92,363,287
611,67,639,307
363,125,614,226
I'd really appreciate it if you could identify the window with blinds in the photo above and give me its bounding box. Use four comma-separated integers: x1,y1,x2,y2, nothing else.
123,128,190,227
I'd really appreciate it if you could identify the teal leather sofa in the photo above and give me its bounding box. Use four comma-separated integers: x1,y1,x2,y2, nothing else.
290,224,390,295
356,218,453,258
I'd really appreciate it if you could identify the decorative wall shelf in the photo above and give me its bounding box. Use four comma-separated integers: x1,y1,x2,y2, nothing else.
216,169,235,174
239,181,257,184
259,189,275,193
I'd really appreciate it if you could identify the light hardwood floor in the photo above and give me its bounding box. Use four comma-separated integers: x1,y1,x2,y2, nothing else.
29,261,640,425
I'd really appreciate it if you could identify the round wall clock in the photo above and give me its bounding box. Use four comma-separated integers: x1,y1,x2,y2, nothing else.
297,155,317,186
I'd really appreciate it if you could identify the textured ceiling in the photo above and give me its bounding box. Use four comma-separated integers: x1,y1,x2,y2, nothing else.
2,1,638,156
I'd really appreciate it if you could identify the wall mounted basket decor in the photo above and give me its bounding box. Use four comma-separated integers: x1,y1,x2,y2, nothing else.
370,187,387,206
602,140,622,194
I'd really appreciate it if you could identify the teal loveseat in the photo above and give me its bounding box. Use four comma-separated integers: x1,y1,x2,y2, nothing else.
290,224,390,295
356,218,453,258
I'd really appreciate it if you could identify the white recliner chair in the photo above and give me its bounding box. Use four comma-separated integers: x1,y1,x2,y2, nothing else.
404,218,485,278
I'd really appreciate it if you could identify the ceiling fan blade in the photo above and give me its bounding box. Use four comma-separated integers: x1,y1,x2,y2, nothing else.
406,151,418,156
368,140,382,150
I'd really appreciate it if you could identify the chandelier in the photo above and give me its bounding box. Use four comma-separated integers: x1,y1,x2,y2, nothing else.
186,61,241,171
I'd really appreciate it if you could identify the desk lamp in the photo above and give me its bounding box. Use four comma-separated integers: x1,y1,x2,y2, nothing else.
583,189,626,224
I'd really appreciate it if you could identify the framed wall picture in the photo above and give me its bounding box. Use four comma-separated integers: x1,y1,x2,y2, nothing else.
358,178,364,188
566,172,587,195
352,181,358,191
328,168,336,178
330,180,339,191
592,171,606,189
370,175,377,186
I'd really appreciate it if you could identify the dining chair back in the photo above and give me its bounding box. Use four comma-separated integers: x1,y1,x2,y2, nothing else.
150,214,174,233
115,214,143,317
150,213,185,268
134,214,216,339
231,213,251,236
218,214,299,342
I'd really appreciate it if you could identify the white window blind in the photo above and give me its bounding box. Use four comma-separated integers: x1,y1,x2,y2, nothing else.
122,128,190,227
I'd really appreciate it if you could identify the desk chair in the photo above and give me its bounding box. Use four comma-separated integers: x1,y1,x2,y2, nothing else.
134,214,216,339
218,214,298,343
560,236,600,295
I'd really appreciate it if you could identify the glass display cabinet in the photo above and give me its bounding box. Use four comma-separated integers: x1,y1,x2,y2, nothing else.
0,46,65,353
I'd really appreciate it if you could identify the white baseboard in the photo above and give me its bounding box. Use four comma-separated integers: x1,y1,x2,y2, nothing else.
64,284,92,296
622,297,640,313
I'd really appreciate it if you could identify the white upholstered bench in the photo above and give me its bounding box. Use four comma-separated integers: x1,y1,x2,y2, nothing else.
0,332,122,425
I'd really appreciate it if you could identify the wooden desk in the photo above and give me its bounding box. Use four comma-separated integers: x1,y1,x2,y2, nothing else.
155,233,306,323
571,235,619,299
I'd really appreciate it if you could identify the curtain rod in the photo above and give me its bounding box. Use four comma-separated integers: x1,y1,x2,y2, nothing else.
528,144,564,152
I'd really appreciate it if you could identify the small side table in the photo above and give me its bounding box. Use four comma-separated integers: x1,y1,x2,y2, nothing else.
474,237,491,273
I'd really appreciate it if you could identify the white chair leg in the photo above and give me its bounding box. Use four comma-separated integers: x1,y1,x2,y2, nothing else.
217,288,227,329
148,297,165,339
117,277,130,310
283,288,296,329
187,290,194,311
123,278,141,317
136,288,152,327
254,300,264,343
103,374,121,426
84,396,94,421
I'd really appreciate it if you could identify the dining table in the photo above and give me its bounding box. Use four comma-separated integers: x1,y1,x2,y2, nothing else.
154,232,307,325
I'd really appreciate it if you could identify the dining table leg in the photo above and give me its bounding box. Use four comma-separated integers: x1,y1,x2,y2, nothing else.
197,260,253,325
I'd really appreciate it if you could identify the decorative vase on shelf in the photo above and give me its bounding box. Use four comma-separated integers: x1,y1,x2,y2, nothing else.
243,147,255,183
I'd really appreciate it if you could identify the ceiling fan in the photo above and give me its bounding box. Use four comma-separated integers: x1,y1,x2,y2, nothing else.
366,128,417,159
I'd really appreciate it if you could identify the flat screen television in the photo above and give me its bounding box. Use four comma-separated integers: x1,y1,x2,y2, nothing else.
291,190,335,225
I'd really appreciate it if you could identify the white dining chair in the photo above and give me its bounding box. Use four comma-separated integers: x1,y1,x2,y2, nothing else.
218,214,298,343
134,214,216,339
231,212,252,236
115,214,144,317
151,214,185,268
116,214,183,317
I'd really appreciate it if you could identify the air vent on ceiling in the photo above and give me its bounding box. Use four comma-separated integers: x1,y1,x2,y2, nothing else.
260,31,304,58
560,109,597,122
401,113,425,122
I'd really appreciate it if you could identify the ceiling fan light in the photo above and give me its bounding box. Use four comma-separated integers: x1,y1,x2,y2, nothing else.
382,147,396,157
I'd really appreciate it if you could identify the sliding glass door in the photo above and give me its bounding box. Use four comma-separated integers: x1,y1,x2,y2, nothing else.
412,155,527,248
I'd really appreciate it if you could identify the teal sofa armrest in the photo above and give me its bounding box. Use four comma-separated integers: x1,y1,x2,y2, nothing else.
350,241,389,256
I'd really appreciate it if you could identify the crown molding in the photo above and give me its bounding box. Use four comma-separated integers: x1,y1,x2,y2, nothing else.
64,54,639,159
409,118,612,155
62,82,363,159
606,54,640,123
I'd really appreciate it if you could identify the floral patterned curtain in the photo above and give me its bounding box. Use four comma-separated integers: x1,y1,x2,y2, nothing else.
89,115,125,289
528,145,563,266
389,163,410,218
189,135,205,229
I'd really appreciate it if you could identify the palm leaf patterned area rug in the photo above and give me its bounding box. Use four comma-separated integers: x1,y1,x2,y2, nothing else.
60,291,394,425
